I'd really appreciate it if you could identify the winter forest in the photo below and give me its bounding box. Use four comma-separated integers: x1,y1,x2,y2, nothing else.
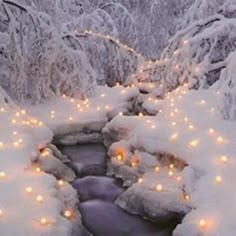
0,0,236,235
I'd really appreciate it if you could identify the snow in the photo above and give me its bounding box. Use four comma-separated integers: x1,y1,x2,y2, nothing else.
0,97,81,235
103,84,236,235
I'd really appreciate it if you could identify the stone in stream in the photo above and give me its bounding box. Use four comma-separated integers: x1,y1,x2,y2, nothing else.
73,176,124,202
59,143,107,176
79,200,173,236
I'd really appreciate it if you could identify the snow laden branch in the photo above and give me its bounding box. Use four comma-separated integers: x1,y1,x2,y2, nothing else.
0,0,96,104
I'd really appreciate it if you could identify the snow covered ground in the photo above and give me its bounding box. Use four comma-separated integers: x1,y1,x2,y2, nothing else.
1,81,236,235
104,84,236,236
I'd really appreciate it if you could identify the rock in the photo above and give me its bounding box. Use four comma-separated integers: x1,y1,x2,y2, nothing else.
59,143,107,176
39,154,76,181
79,200,172,236
73,176,124,202
116,171,190,223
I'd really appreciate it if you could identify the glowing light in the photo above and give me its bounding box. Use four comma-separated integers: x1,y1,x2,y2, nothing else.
12,119,17,124
58,180,64,187
0,142,4,148
38,121,43,126
100,94,106,98
36,195,43,203
0,209,3,217
169,164,174,169
119,112,123,116
117,154,123,162
156,184,163,192
171,122,177,126
220,155,228,163
0,172,6,178
183,40,189,45
155,166,160,172
176,176,182,181
139,112,144,117
35,167,41,173
168,171,174,177
215,176,222,184
13,142,19,147
200,100,205,105
209,128,215,134
184,117,188,122
170,133,178,141
188,125,194,130
184,194,190,201
64,210,73,219
42,150,50,157
189,140,199,147
25,187,33,193
151,125,156,129
170,112,175,117
217,136,224,143
138,178,143,183
0,108,5,112
199,219,207,228
69,117,73,121
40,218,48,225
15,112,20,117
21,110,26,115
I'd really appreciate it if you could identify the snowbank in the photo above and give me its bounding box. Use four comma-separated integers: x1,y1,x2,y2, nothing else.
103,84,236,235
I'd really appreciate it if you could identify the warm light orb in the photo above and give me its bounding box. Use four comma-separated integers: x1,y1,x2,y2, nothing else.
156,184,163,192
58,180,64,187
188,125,194,130
0,209,3,217
169,164,174,169
199,219,207,228
217,136,224,143
168,171,174,177
40,218,48,225
35,167,41,173
220,155,228,163
215,176,222,184
189,140,199,147
138,178,143,184
26,187,33,193
209,128,215,134
117,154,123,162
184,194,190,201
0,172,6,178
36,195,44,203
64,210,73,219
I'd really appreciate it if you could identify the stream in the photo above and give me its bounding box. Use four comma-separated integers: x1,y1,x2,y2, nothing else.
58,143,178,236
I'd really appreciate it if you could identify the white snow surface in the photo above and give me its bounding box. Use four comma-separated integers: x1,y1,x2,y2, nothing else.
104,84,236,236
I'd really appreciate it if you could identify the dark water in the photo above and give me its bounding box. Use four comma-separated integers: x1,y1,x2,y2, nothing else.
59,143,176,236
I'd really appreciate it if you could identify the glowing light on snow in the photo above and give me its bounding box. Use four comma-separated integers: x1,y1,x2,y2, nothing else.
189,140,199,148
0,172,6,179
217,136,224,143
168,171,174,177
138,178,143,183
36,195,43,203
220,155,228,163
156,184,163,192
40,218,48,225
117,154,123,162
169,164,174,169
58,180,64,187
215,176,222,184
64,210,73,219
25,187,33,193
209,129,215,134
35,167,41,173
199,219,207,228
